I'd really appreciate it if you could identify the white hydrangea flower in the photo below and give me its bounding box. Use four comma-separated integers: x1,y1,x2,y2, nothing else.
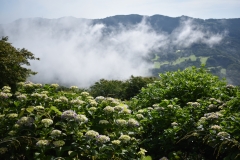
41,119,53,127
103,106,114,113
53,140,65,147
81,92,90,96
99,120,109,124
17,117,34,126
211,125,221,130
119,135,131,143
111,140,121,145
115,119,127,126
36,140,49,147
96,135,110,143
217,131,230,139
136,114,144,119
128,118,139,127
171,122,178,126
50,84,59,88
75,114,88,123
85,130,99,139
70,86,78,89
50,130,62,137
35,106,45,110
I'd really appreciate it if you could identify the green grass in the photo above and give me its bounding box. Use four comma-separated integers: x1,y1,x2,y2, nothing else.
153,55,209,69
199,56,209,64
221,68,226,75
152,54,160,61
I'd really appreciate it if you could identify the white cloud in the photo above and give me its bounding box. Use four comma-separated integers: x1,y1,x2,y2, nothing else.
171,20,224,47
0,17,224,87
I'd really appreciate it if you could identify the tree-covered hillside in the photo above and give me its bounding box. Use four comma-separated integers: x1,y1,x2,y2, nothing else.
96,15,240,85
1,14,240,86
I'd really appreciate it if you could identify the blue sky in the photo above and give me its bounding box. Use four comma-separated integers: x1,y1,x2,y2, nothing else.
0,0,240,23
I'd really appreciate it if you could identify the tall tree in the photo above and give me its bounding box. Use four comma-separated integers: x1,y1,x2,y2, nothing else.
0,36,39,91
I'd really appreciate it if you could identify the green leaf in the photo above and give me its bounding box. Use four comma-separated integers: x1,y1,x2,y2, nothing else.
26,106,34,113
141,156,152,160
50,106,62,115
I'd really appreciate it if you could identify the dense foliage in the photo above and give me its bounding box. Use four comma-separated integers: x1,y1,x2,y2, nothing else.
89,76,158,100
0,37,39,91
0,66,240,160
0,83,145,160
130,66,240,159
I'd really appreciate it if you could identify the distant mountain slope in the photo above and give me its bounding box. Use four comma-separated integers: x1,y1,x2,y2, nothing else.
95,15,240,85
1,15,240,86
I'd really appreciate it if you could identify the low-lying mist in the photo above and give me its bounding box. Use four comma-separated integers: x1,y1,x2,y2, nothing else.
0,17,225,88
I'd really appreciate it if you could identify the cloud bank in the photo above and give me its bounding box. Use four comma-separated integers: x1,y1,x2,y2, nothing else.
0,17,224,87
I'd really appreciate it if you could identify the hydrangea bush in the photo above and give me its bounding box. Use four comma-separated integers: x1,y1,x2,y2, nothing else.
0,82,145,160
0,66,240,160
128,66,240,160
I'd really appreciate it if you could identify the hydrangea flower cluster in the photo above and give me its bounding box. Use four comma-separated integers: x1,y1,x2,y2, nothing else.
75,115,88,123
17,117,34,126
217,131,230,139
41,119,53,127
96,135,110,143
115,119,127,126
36,140,49,147
70,99,84,105
50,83,59,88
226,84,235,89
137,148,147,156
128,118,139,127
31,93,48,99
187,102,200,107
204,112,223,120
81,92,90,96
50,130,62,137
114,105,124,112
111,140,121,145
103,106,114,113
95,96,105,102
208,104,217,110
0,92,12,98
85,130,99,139
35,106,45,110
119,135,131,143
53,140,65,147
16,94,27,100
89,100,98,106
2,86,11,92
121,108,131,114
99,120,109,124
171,122,178,126
70,86,78,89
211,125,222,130
136,114,144,119
55,96,68,103
61,110,77,120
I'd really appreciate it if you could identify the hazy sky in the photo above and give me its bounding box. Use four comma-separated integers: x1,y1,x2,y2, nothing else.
1,0,240,24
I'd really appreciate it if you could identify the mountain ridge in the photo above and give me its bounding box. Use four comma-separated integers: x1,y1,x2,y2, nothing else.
1,14,240,86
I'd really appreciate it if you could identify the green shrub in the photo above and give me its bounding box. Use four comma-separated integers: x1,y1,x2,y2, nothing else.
0,82,145,160
129,66,240,159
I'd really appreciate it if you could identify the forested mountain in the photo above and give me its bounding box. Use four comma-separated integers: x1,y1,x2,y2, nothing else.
95,15,240,85
1,14,240,86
